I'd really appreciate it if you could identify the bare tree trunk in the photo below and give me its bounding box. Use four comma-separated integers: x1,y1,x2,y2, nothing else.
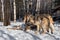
10,0,13,21
36,0,41,12
4,0,10,26
0,0,2,21
13,0,16,23
1,0,4,22
23,0,25,11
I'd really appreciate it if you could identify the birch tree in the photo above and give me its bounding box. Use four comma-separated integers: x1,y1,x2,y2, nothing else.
13,0,16,23
1,0,4,22
36,0,41,13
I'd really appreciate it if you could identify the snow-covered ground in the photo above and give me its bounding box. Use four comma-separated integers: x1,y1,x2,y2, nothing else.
0,22,60,40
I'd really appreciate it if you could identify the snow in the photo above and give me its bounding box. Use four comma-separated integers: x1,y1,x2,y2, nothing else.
0,22,60,40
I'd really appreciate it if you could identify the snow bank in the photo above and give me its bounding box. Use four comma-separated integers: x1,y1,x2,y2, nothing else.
0,22,60,40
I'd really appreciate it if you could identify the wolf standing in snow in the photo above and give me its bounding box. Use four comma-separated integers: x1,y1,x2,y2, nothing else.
46,14,55,34
41,14,55,34
23,13,55,34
